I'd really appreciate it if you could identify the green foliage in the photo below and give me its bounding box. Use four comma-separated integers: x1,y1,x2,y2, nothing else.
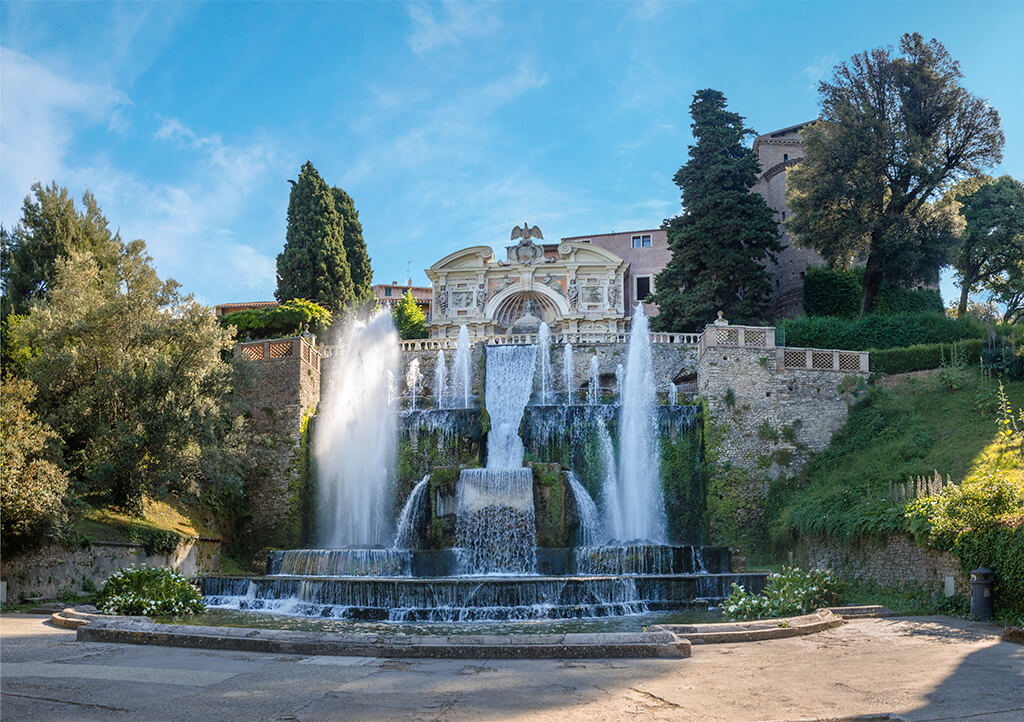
780,312,986,351
392,289,428,339
723,567,841,620
757,420,779,443
723,388,735,407
841,579,969,617
803,267,943,319
276,162,354,313
218,299,332,341
331,187,373,309
937,342,969,391
96,565,204,616
650,89,781,332
0,375,69,552
870,339,984,375
950,175,1024,316
1,182,121,317
13,243,245,512
660,420,706,543
786,33,1004,315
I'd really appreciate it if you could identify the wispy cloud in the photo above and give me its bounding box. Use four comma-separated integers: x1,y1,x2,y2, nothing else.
630,0,667,21
801,54,838,91
0,46,129,223
407,1,501,55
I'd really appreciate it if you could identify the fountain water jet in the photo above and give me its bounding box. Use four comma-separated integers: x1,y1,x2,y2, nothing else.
563,343,574,404
434,350,448,409
452,325,472,408
567,471,602,547
587,356,600,405
536,322,552,404
315,311,400,547
393,476,430,549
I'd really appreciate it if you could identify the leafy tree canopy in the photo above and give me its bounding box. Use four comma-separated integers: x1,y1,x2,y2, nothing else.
331,186,374,310
951,175,1024,316
786,33,1004,315
219,298,332,341
2,181,121,318
651,89,781,332
393,289,428,339
276,162,353,313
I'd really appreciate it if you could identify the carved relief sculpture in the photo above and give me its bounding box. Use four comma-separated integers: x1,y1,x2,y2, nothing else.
567,281,578,310
436,286,448,316
476,283,488,313
607,277,620,308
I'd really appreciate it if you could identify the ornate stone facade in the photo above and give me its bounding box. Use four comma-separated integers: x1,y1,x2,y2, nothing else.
425,238,630,339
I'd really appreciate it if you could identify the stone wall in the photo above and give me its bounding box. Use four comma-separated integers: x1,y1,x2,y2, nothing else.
800,535,967,596
1,538,221,603
236,338,320,550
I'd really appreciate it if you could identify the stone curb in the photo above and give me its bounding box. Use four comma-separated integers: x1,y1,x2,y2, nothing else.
650,609,845,644
76,618,692,659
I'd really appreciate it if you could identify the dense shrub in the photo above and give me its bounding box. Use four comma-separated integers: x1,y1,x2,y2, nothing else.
780,312,985,351
803,267,943,319
96,565,204,616
723,567,841,620
871,339,984,375
219,299,332,341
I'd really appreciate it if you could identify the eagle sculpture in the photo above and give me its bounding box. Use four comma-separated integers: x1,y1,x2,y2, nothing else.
510,223,543,243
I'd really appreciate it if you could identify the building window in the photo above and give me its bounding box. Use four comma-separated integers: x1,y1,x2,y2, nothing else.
635,275,652,302
631,234,652,248
384,287,392,297
783,153,789,162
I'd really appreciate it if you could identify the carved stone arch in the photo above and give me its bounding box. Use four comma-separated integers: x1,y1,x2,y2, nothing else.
485,283,570,325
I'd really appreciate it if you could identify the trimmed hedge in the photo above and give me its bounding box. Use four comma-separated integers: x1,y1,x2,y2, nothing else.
780,313,986,351
803,267,944,319
871,339,984,375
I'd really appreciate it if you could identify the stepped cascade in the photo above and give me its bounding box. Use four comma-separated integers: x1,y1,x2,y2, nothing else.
204,310,767,624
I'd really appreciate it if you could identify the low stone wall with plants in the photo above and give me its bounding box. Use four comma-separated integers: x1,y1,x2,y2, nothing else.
1,538,221,603
799,535,967,595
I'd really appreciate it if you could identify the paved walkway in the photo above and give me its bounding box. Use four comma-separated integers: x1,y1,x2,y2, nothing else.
2,613,1022,721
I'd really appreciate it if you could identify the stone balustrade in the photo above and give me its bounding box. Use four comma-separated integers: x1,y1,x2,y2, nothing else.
776,346,869,373
378,331,701,353
237,337,321,373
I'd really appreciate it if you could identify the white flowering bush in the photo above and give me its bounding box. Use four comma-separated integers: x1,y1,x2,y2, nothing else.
723,566,841,621
97,565,204,616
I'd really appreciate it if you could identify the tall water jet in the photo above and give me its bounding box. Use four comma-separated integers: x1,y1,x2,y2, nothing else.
434,350,448,409
393,476,430,549
406,358,422,411
536,322,552,404
615,363,624,401
563,343,574,404
567,472,602,547
597,417,623,540
587,355,600,405
315,311,400,547
452,325,472,408
485,345,537,468
668,382,678,406
615,304,667,541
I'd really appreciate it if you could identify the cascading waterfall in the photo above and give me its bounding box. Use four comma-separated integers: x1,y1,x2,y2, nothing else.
566,472,602,547
452,325,472,408
587,356,600,405
536,322,552,404
434,350,448,409
315,311,400,548
563,343,574,404
614,304,667,542
485,344,537,469
406,358,422,411
393,476,430,549
456,468,536,574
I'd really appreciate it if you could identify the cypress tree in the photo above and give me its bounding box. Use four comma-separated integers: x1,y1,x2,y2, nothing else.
276,162,353,313
331,186,373,308
650,89,781,332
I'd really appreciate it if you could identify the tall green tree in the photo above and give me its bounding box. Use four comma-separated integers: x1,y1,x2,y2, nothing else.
786,33,1004,315
276,162,353,313
15,244,243,512
989,260,1024,324
331,186,373,309
1,182,121,318
392,289,428,339
951,175,1024,317
650,89,781,332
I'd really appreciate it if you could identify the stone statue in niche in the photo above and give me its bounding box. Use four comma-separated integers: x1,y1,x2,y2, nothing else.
476,284,487,313
607,278,620,308
541,273,565,297
567,281,578,310
510,222,545,264
436,286,448,316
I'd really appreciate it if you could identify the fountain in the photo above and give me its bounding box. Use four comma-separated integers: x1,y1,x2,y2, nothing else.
203,308,767,625
615,363,624,401
668,382,678,406
563,343,574,404
452,325,472,408
434,350,448,409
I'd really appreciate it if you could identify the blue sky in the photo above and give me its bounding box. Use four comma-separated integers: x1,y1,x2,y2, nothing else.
2,1,1022,307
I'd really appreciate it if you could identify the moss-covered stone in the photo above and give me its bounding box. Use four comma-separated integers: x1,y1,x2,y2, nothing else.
531,463,570,548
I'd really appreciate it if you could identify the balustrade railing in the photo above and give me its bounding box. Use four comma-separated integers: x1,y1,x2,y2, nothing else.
777,346,869,373
382,331,701,353
237,337,321,372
